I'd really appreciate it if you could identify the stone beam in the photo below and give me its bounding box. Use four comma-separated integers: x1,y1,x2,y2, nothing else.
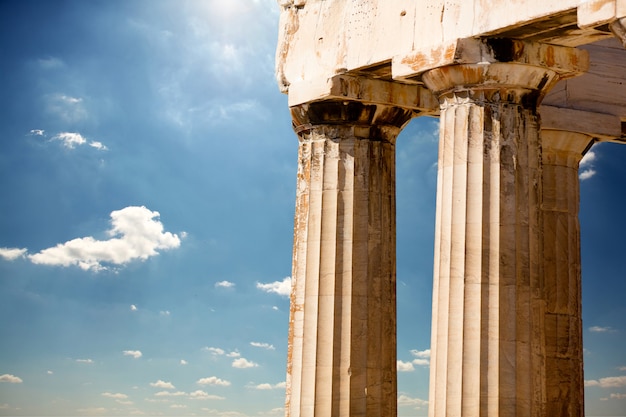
578,0,626,46
540,106,623,141
287,74,438,115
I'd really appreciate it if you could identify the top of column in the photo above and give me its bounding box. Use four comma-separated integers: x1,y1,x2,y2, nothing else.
276,0,626,141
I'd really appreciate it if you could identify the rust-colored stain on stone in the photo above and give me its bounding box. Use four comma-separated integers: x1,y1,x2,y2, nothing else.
400,43,456,72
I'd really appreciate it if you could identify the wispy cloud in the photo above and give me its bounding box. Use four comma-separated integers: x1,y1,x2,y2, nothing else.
197,376,231,387
123,350,142,359
50,132,108,151
0,247,27,261
203,347,225,356
610,393,626,399
250,342,275,350
0,374,23,384
215,280,235,288
155,390,186,397
188,390,225,400
101,392,128,400
397,394,428,407
589,326,616,333
28,206,181,272
180,359,188,365
232,358,258,369
150,380,175,390
252,382,286,390
585,376,626,388
29,129,45,136
256,277,291,297
410,348,431,366
45,94,87,123
76,359,94,364
38,56,65,69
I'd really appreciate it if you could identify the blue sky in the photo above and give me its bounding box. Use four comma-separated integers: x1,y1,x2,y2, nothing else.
0,1,625,416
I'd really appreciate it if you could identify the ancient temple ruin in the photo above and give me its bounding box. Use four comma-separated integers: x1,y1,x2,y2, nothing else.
274,1,626,416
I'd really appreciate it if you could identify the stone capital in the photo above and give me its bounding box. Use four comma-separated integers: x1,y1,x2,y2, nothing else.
290,101,414,142
393,38,588,85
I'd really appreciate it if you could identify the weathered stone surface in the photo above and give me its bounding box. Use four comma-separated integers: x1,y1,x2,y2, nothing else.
276,1,626,416
286,101,412,417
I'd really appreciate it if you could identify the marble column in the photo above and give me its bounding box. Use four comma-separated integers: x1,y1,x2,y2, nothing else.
285,101,413,417
541,130,594,417
422,49,583,416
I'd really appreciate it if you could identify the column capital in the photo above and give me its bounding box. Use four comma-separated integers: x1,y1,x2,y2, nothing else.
394,39,588,98
290,100,414,142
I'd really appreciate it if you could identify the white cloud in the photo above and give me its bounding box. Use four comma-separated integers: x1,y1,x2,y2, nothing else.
170,404,187,409
47,370,53,375
579,150,598,180
250,342,275,350
589,326,615,333
408,349,431,366
579,169,596,181
619,366,626,371
585,376,626,388
89,141,108,151
155,391,186,397
257,277,291,297
253,382,286,390
580,150,596,167
0,374,23,383
215,280,235,288
76,359,94,364
188,390,225,400
226,351,241,358
272,306,279,311
102,392,128,400
397,394,428,407
130,304,138,311
76,407,107,415
397,360,415,372
610,393,626,399
30,129,45,136
410,349,431,358
232,358,258,369
0,247,27,261
204,347,225,356
123,350,142,359
28,206,181,272
180,359,188,365
52,132,87,148
197,376,231,387
150,380,175,390
159,310,171,316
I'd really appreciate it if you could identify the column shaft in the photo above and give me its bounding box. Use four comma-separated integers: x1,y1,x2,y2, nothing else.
541,130,593,417
422,57,576,417
285,101,412,417
428,91,544,417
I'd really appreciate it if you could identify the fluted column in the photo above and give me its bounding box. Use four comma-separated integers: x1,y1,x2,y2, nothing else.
541,130,594,417
285,101,413,417
422,42,585,417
